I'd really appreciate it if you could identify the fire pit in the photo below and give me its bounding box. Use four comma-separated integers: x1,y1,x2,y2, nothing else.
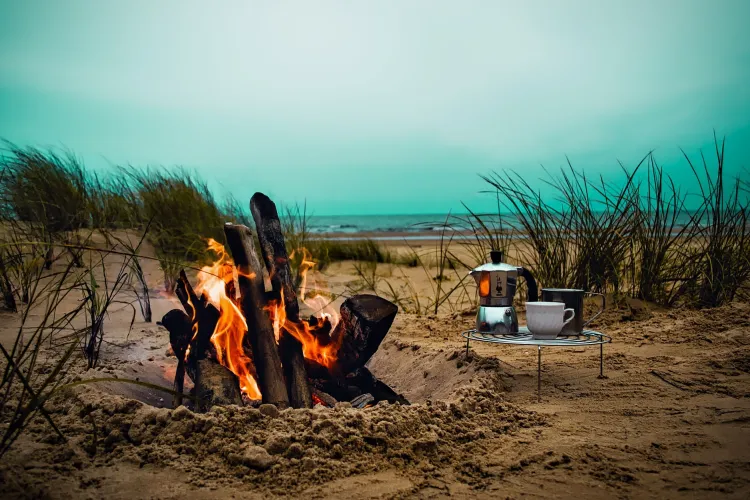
159,192,408,411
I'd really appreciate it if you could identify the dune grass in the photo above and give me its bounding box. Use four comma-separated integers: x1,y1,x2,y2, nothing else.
0,143,90,234
1,136,748,310
480,135,749,308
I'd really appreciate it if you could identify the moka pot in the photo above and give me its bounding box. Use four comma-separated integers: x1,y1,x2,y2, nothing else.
469,251,538,334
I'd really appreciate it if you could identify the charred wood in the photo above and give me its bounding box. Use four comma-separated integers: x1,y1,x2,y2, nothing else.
161,307,244,411
194,359,243,411
160,309,192,407
330,295,398,375
350,393,375,409
175,269,219,363
223,223,290,409
310,366,408,405
308,315,333,347
346,367,409,405
250,192,312,409
309,376,363,403
311,387,338,408
303,358,331,381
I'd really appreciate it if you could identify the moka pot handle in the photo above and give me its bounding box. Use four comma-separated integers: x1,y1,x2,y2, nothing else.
518,267,538,302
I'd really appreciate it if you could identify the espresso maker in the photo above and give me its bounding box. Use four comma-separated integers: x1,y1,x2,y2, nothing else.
470,251,538,334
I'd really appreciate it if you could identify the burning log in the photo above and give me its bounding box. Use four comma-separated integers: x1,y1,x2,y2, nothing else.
346,366,409,405
160,308,244,410
350,393,375,409
158,192,405,411
311,387,338,407
223,223,290,409
172,269,245,410
194,359,243,412
330,294,398,376
250,192,313,409
161,309,191,407
175,270,219,363
304,294,408,405
308,366,408,405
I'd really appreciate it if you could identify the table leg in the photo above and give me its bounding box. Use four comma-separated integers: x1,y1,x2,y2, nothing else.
599,342,604,379
537,345,541,402
465,336,470,357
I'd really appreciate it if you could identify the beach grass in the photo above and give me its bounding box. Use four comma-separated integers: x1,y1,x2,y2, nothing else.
478,135,749,308
1,136,748,308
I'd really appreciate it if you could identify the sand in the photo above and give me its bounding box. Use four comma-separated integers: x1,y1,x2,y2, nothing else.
1,240,750,499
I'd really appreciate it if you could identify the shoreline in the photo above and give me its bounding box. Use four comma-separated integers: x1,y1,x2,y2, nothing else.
311,225,706,243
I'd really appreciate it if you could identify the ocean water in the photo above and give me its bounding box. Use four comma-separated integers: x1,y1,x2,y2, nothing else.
307,214,456,234
307,211,708,240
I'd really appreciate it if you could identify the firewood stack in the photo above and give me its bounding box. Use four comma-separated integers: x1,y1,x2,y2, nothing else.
160,192,407,411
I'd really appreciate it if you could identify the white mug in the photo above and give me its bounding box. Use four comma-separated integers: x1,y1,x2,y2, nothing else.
526,302,575,340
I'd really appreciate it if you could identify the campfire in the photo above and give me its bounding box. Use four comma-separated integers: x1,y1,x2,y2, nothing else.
160,192,407,411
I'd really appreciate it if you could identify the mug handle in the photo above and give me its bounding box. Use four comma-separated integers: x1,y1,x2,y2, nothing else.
562,308,575,327
583,292,606,328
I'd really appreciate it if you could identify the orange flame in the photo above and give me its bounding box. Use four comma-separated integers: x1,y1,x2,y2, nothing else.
267,291,343,370
267,247,342,370
191,240,341,400
294,247,340,329
194,239,261,400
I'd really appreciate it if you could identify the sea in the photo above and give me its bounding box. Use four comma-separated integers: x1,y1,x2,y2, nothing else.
307,214,496,240
308,214,450,234
307,211,708,240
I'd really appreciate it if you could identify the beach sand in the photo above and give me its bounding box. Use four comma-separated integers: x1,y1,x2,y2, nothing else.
1,236,749,499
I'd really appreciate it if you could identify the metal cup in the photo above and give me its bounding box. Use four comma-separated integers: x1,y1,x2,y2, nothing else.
540,288,605,335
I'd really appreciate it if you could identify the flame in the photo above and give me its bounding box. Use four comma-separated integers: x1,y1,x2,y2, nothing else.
182,291,199,362
194,238,261,400
189,240,341,400
294,247,340,328
267,291,342,370
267,247,342,370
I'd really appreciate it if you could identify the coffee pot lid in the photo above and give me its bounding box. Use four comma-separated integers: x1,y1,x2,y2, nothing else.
470,261,518,273
470,251,517,273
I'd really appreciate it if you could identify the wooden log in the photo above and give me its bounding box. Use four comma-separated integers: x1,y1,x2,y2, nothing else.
194,359,243,412
306,315,333,348
161,309,244,411
223,223,289,408
350,393,375,409
311,387,338,407
304,358,332,380
346,366,410,405
309,376,363,403
250,193,313,409
309,366,409,405
175,270,219,363
160,309,192,407
330,294,398,375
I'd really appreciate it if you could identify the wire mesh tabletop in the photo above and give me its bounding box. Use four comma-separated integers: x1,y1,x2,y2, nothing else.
462,328,611,346
462,328,611,401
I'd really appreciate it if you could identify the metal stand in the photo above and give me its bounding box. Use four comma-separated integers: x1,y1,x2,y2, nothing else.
537,346,542,402
462,329,611,401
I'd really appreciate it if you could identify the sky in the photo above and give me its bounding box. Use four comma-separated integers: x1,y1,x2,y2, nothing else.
0,0,748,215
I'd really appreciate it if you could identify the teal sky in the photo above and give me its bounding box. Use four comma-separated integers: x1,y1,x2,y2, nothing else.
1,0,749,215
